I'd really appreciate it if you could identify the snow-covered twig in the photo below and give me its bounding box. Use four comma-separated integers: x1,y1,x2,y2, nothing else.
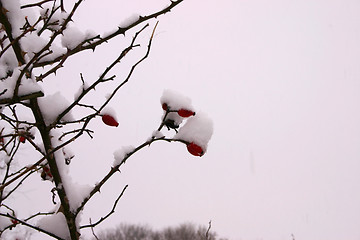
96,22,158,114
0,1,193,239
14,0,84,99
32,1,184,69
0,16,42,60
74,114,187,215
53,24,149,126
0,213,65,240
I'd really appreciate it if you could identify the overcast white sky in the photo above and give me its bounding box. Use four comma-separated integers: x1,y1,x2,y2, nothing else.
11,0,360,239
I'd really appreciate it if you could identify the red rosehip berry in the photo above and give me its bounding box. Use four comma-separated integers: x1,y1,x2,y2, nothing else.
9,219,19,230
186,142,204,157
102,114,119,127
162,103,168,111
41,166,53,181
177,109,195,117
11,219,19,225
19,136,26,143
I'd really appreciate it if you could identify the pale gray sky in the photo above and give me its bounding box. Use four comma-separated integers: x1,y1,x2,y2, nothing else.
12,0,360,239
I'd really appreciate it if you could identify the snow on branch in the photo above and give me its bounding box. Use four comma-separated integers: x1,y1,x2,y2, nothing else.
32,0,184,69
0,1,214,240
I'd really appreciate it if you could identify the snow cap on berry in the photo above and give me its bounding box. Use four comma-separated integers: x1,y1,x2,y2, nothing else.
175,112,213,156
101,107,119,127
160,89,195,112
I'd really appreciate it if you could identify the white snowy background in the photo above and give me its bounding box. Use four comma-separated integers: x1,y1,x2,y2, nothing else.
4,0,360,239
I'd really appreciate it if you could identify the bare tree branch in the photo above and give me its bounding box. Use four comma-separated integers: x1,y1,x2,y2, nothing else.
0,1,26,65
53,23,150,126
21,0,53,9
75,133,187,215
14,0,84,98
80,185,128,229
0,1,190,239
0,213,65,240
32,1,183,69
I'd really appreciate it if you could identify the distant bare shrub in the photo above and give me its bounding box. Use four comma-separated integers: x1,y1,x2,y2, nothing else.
97,222,228,240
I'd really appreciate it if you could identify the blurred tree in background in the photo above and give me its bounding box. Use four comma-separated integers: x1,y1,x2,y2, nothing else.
97,222,228,240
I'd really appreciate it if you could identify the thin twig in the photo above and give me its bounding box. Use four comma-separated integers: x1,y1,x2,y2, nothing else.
0,213,65,240
80,185,128,229
205,220,212,240
97,21,159,115
90,218,99,240
21,0,53,9
33,1,183,68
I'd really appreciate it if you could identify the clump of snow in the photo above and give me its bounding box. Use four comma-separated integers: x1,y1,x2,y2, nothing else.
49,10,68,29
0,72,18,100
85,29,98,39
63,146,74,162
20,32,48,59
0,153,10,167
120,14,140,27
66,181,92,212
37,92,74,125
37,212,70,239
113,145,135,166
100,107,118,120
18,73,43,97
151,130,164,139
74,81,89,100
39,5,68,31
50,130,92,212
0,67,43,100
21,81,41,95
38,43,67,63
160,89,197,130
0,212,12,231
160,89,194,111
61,25,86,49
1,0,24,37
175,112,214,153
0,48,18,79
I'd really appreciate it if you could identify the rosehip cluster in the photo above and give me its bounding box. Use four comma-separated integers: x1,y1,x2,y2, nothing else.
161,103,196,131
162,103,195,117
161,102,204,157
